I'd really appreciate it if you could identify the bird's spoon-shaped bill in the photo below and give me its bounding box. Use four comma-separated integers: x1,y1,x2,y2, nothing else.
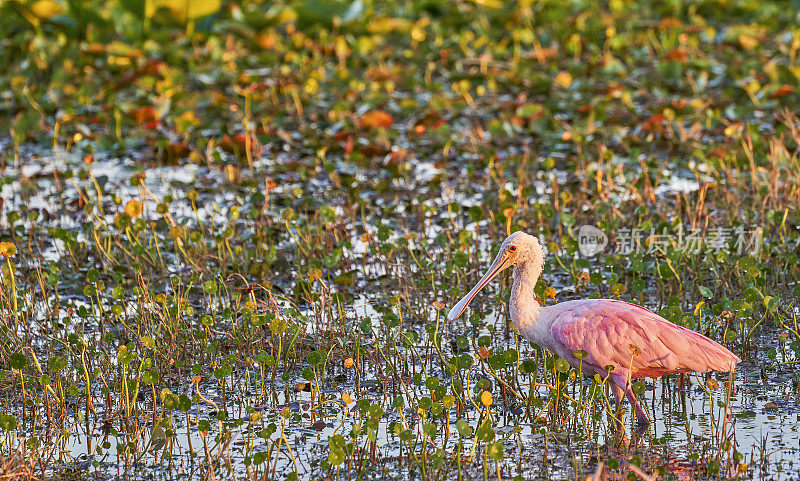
447,251,511,322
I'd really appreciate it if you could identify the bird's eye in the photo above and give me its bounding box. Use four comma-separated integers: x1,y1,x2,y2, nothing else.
508,245,517,253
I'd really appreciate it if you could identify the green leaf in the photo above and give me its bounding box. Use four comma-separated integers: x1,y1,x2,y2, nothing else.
295,0,364,26
737,256,756,271
425,377,439,390
323,251,341,267
141,370,159,385
765,296,780,311
162,391,179,410
520,359,536,374
476,424,494,442
203,280,218,295
698,286,713,299
453,251,468,267
178,394,192,412
456,353,472,370
329,434,345,450
487,441,504,461
86,268,100,283
9,353,27,370
657,261,674,279
307,350,326,366
456,419,472,437
0,414,18,431
318,206,336,223
328,449,345,465
117,348,136,366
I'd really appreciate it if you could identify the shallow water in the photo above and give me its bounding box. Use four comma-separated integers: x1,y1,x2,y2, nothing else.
9,335,799,480
3,147,800,480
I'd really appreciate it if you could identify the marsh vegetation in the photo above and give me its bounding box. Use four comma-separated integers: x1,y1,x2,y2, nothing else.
2,0,800,479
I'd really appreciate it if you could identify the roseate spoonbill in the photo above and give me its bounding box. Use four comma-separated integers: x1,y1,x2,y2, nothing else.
448,231,740,430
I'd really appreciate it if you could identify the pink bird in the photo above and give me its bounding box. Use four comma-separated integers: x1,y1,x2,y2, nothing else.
448,232,740,431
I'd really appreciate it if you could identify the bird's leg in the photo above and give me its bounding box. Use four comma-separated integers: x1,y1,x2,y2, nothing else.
610,382,629,448
625,384,650,432
611,383,625,428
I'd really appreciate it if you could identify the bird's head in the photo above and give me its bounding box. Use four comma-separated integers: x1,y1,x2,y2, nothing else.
447,231,543,322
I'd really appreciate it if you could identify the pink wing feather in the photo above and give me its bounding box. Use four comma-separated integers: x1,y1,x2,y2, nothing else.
551,300,740,381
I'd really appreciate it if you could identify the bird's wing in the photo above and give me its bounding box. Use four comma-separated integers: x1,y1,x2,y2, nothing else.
550,300,739,380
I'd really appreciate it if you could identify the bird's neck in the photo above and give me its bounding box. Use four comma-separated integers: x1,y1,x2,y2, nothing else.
509,258,543,341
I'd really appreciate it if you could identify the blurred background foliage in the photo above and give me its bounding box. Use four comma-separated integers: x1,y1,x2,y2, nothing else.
3,0,368,41
2,0,797,149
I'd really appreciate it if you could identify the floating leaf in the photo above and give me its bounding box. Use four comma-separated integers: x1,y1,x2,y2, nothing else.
0,242,16,258
30,0,64,19
0,414,18,431
48,357,67,373
476,424,494,442
125,200,143,218
456,419,472,437
698,286,713,299
358,110,393,129
146,0,222,22
487,442,504,461
553,71,573,88
203,280,217,295
738,34,759,50
141,370,159,384
9,353,27,370
295,0,364,26
771,85,794,98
